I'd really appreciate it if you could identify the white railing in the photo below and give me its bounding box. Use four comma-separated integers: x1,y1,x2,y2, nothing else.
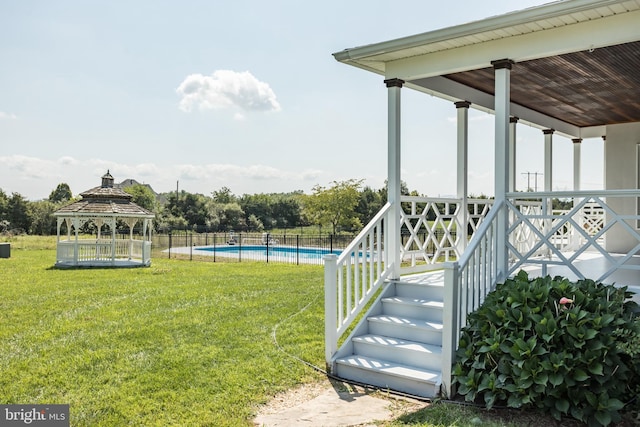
442,199,505,397
440,190,640,396
399,197,494,274
551,203,605,251
57,239,151,265
324,202,391,366
506,190,640,282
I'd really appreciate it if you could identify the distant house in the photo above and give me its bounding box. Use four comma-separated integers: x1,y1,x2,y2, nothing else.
324,0,640,398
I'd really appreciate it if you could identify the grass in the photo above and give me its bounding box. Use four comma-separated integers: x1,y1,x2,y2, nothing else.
1,237,325,426
1,236,619,426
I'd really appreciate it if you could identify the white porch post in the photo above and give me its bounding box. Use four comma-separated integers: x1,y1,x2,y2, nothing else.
455,101,470,252
543,129,555,192
385,78,404,279
509,117,519,192
572,138,582,193
492,59,513,280
571,138,583,248
543,129,554,260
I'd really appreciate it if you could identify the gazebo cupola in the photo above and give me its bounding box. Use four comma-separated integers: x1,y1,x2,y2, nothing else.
53,171,155,268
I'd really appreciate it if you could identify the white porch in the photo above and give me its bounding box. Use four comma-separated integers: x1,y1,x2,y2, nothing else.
325,0,640,399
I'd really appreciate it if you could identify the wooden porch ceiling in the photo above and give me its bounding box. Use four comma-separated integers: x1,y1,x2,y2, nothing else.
443,41,640,128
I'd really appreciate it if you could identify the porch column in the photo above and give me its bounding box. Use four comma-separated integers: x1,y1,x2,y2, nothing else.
543,129,555,192
509,117,519,192
542,129,554,260
455,101,470,251
571,138,583,248
492,59,513,280
385,78,404,279
572,139,582,192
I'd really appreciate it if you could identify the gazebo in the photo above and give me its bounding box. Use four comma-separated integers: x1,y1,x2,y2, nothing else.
53,171,155,268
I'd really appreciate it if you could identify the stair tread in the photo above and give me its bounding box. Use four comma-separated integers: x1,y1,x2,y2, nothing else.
382,296,443,307
392,272,445,286
368,314,443,331
335,355,441,383
353,334,442,354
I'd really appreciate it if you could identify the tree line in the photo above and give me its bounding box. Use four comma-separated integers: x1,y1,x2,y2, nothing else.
3,179,577,238
0,179,407,236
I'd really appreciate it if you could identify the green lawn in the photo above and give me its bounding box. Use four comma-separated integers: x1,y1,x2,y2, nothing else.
0,243,325,426
1,237,609,427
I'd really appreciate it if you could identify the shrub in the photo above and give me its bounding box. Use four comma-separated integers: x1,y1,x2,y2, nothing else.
453,271,640,426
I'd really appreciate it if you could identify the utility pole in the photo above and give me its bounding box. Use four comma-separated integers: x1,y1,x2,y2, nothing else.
521,172,543,191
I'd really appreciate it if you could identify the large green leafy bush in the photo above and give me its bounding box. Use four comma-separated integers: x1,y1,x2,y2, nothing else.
453,271,640,426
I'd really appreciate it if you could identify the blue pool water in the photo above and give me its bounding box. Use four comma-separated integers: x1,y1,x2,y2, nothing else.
197,245,342,260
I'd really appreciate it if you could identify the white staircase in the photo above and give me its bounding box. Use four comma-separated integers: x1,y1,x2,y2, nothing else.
333,274,445,398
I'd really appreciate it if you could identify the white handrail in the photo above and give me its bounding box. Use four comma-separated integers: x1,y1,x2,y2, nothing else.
324,202,392,366
442,199,505,397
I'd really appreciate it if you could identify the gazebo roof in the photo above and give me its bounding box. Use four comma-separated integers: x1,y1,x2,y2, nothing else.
54,171,154,218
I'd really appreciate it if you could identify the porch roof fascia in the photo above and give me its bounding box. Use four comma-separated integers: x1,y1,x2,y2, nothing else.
333,0,636,71
333,0,640,138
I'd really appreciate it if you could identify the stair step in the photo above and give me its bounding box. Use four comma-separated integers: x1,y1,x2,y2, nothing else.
394,278,444,300
335,355,441,398
381,296,443,308
381,296,443,322
367,315,443,345
352,334,442,370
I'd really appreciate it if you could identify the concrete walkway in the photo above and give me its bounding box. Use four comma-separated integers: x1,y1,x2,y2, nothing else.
254,379,425,427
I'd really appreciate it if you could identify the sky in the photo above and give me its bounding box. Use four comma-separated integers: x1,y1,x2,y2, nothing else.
0,0,605,201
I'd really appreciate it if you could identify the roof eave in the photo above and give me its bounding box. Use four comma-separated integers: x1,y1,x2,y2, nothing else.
332,0,626,64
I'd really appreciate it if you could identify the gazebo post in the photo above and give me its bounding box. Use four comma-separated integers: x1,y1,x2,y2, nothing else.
111,216,116,265
73,217,79,265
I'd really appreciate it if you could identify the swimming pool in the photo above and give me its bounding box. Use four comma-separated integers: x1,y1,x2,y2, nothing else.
194,245,342,264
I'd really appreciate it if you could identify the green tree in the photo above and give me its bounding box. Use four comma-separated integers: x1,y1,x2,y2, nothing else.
305,179,363,234
355,186,385,226
7,192,31,233
210,203,246,231
240,193,274,229
271,194,302,229
0,189,8,222
165,191,209,229
246,214,264,231
0,189,9,232
124,184,157,213
48,183,72,203
212,187,236,204
29,200,58,235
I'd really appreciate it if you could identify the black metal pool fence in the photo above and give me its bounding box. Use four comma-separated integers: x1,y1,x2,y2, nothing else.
152,231,357,265
152,229,453,265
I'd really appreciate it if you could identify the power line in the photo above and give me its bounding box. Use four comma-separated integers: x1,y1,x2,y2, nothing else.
521,172,543,191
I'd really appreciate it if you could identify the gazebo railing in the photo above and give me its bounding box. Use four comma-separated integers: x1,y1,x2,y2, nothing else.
57,239,150,264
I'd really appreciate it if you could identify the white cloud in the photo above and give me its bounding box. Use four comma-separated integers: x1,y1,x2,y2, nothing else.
58,156,78,166
0,155,56,179
0,112,18,120
0,155,324,200
176,163,294,181
176,70,281,114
